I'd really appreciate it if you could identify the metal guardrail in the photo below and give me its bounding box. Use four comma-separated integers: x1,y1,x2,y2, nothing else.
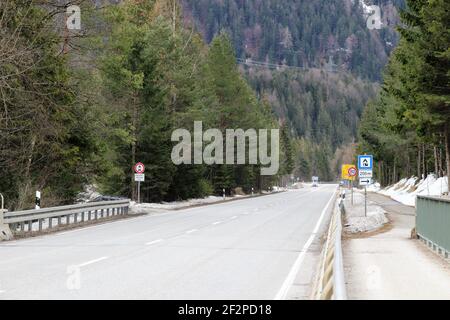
312,198,347,300
0,200,130,240
416,195,450,258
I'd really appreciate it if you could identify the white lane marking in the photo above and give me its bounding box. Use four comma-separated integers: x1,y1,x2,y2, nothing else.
186,229,198,234
146,239,163,246
212,221,223,225
230,216,238,220
274,190,336,300
0,290,5,294
242,211,250,215
78,256,109,268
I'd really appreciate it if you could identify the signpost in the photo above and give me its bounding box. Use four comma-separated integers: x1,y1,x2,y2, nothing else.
358,155,374,217
342,164,357,205
134,162,145,203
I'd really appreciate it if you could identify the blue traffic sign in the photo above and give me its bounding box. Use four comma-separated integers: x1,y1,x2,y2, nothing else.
358,155,373,170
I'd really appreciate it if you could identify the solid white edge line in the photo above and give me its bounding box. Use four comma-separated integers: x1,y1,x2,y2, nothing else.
212,221,222,225
274,189,337,300
78,256,109,268
146,239,163,246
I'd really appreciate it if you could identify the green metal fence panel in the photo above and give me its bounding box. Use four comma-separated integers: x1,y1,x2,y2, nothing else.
416,196,450,253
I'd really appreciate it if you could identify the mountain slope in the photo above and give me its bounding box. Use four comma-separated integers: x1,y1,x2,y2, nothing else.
181,0,402,81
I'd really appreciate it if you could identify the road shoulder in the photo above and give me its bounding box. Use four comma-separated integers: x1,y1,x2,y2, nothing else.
343,193,450,299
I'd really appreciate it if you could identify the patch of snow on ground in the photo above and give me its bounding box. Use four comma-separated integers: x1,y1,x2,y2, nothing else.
366,182,381,192
343,191,388,233
76,184,102,203
377,175,448,207
130,196,232,214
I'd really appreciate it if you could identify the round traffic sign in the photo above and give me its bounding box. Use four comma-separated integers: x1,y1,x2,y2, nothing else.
348,167,357,177
134,162,145,174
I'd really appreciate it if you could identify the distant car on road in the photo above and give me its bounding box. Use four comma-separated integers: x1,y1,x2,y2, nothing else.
312,176,319,187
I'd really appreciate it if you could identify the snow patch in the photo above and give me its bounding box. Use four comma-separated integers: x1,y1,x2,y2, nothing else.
377,175,449,207
76,184,102,203
343,191,388,233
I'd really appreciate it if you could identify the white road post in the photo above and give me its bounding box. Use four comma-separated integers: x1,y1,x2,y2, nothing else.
35,191,41,210
223,188,226,200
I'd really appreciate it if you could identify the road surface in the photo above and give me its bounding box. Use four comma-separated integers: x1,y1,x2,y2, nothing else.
0,185,336,300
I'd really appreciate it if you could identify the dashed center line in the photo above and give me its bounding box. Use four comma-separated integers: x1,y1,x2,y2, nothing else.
230,216,238,220
78,256,109,268
212,221,223,225
186,229,198,234
146,239,163,246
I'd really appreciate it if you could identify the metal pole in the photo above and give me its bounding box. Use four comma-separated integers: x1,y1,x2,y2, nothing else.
364,186,367,217
0,193,3,211
351,180,354,205
137,181,141,204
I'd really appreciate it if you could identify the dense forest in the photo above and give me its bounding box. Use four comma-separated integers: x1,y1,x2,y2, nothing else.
181,0,403,81
0,0,293,210
181,0,404,180
358,0,449,186
245,68,378,180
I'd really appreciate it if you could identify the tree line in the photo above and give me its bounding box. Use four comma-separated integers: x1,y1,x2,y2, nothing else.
0,0,294,210
358,0,449,188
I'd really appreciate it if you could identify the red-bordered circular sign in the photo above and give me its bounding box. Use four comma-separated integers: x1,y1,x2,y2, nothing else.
134,162,145,174
348,167,357,177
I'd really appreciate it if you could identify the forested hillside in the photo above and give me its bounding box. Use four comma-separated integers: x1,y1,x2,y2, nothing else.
180,0,402,179
181,0,402,81
358,0,450,186
246,68,378,180
0,0,292,210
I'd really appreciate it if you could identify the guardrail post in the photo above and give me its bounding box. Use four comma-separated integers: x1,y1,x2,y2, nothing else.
0,209,13,241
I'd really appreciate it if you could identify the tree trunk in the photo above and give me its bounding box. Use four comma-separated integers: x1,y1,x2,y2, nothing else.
406,146,411,177
17,135,36,209
378,161,382,185
131,92,138,201
422,143,426,179
434,146,439,176
393,157,397,183
445,126,450,192
417,144,421,178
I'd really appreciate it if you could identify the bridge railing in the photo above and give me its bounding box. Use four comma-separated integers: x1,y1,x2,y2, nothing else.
312,198,347,300
416,196,450,258
0,200,130,240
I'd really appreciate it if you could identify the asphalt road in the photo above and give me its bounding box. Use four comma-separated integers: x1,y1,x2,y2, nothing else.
0,185,337,300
